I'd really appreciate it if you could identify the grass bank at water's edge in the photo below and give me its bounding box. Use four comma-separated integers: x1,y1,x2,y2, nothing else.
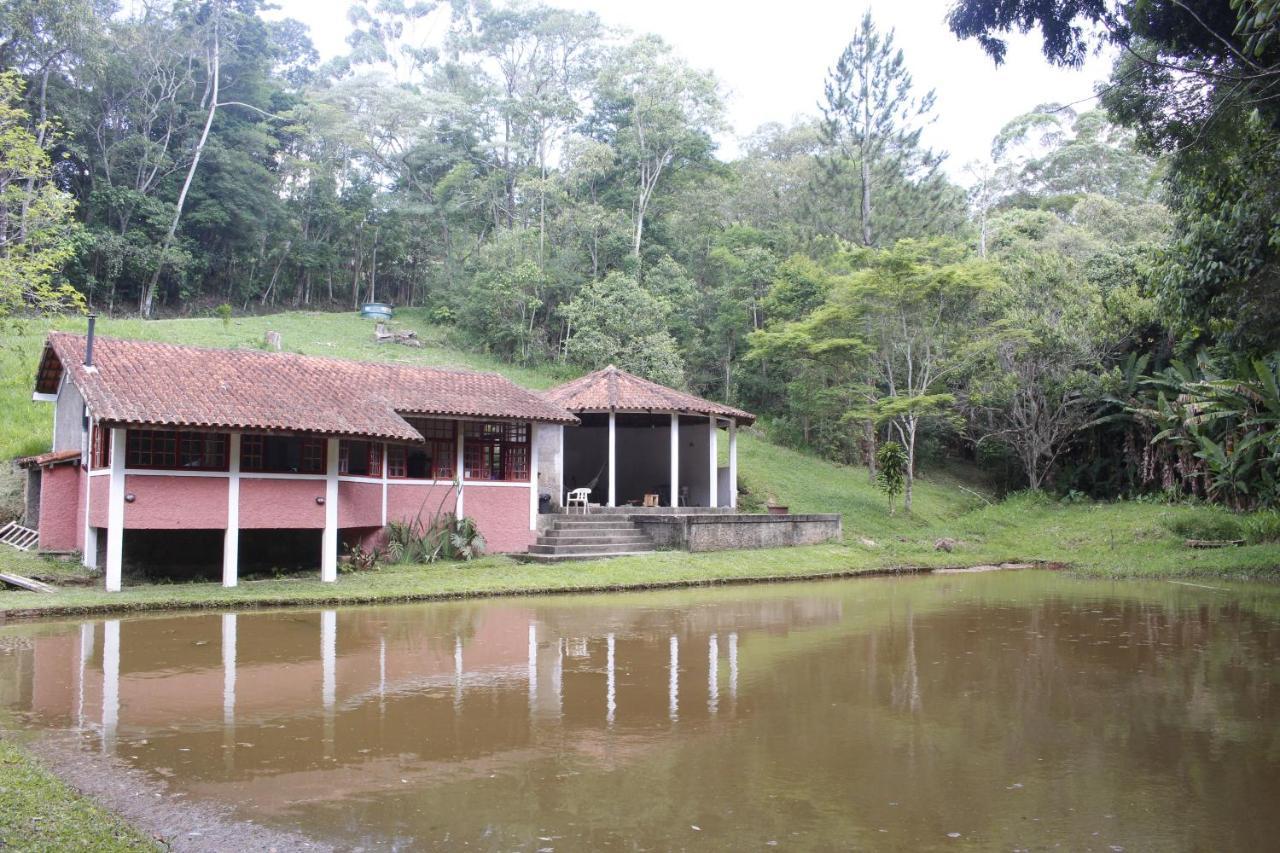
0,735,156,851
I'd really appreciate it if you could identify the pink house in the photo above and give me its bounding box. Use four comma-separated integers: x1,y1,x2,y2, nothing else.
26,325,578,591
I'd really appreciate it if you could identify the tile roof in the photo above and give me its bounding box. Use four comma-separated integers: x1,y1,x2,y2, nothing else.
542,365,755,424
36,333,577,442
17,449,82,469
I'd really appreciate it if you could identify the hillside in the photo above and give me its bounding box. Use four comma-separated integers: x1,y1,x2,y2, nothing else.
0,309,986,537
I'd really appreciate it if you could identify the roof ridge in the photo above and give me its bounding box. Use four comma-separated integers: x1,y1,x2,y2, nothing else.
47,331,509,380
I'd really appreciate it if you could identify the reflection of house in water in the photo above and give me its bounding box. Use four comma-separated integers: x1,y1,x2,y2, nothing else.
4,596,841,807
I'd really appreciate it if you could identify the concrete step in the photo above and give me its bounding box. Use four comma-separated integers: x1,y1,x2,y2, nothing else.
517,550,657,563
547,524,640,535
552,517,640,526
527,541,656,556
538,533,653,546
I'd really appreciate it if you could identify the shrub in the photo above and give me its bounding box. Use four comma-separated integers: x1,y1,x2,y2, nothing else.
1163,510,1245,542
1242,510,1280,545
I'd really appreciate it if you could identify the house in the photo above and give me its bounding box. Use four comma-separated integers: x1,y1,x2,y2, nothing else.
26,326,576,591
22,323,763,591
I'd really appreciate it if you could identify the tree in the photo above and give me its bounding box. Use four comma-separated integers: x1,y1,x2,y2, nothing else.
562,271,685,386
949,0,1280,353
0,71,81,316
817,10,955,247
588,35,723,262
875,441,907,513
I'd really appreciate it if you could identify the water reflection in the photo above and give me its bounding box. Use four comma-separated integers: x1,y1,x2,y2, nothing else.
3,571,1279,851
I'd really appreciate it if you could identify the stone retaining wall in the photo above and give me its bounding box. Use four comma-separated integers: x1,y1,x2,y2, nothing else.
632,513,842,552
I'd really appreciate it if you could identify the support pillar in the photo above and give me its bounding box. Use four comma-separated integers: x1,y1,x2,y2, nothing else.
455,424,466,517
223,433,240,587
707,417,718,509
529,422,539,530
557,424,565,508
669,413,680,508
728,419,738,509
105,428,125,592
607,410,617,508
321,438,339,583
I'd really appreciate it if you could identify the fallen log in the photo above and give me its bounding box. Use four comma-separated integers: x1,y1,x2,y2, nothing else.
1184,538,1245,549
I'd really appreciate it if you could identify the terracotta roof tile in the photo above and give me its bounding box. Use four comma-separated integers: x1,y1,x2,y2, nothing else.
37,333,577,441
17,448,82,469
543,365,755,424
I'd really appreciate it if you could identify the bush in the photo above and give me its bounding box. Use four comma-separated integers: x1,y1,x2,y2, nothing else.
1163,510,1246,542
1242,510,1280,545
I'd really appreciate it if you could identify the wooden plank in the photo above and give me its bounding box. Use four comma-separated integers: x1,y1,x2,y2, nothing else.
0,572,56,594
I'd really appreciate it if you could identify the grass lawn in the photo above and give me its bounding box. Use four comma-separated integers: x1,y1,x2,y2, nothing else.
0,737,156,851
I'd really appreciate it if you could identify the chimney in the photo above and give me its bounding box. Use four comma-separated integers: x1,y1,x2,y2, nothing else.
85,313,97,367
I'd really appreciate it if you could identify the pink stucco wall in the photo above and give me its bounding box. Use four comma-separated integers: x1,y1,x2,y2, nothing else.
38,464,81,551
338,481,381,528
124,475,228,529
465,484,535,553
385,482,458,527
239,477,326,529
88,474,107,529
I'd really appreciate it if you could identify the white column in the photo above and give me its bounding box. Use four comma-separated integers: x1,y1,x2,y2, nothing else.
557,424,565,508
105,428,125,592
102,619,120,753
707,417,718,509
728,419,738,509
607,410,617,507
83,466,97,569
669,413,680,508
321,438,339,582
223,433,241,587
380,442,388,527
455,424,466,518
529,422,539,530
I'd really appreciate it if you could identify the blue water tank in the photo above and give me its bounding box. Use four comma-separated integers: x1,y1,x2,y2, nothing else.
360,302,393,320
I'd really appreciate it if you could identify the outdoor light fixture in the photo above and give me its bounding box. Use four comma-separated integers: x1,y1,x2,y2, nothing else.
124,493,136,503
315,496,326,505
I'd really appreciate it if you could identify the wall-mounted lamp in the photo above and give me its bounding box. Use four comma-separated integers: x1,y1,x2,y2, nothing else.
124,493,136,503
315,496,326,505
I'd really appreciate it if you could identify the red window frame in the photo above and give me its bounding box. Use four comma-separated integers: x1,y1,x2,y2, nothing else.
462,421,530,482
91,424,110,470
387,420,457,480
240,434,327,475
339,440,383,477
124,429,229,471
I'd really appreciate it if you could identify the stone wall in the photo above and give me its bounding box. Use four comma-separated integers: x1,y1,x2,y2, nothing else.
632,513,841,552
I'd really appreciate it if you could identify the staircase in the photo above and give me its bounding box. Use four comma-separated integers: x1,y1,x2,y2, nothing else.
523,515,656,562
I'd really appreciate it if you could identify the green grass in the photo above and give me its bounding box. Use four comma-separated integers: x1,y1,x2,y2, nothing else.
0,737,157,851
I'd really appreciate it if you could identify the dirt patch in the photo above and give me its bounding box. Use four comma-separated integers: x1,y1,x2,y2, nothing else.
20,731,332,852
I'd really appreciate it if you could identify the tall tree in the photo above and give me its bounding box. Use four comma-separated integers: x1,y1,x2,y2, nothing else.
817,10,953,247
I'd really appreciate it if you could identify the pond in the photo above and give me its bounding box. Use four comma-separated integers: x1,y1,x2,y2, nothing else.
2,570,1279,850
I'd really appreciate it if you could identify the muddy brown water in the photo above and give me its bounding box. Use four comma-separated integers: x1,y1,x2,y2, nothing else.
2,570,1279,851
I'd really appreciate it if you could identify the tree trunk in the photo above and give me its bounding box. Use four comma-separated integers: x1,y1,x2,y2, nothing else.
140,7,221,318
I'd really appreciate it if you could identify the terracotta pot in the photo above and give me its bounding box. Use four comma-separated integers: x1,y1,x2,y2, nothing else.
767,505,789,516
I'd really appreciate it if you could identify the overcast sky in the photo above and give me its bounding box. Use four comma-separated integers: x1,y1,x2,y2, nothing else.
269,0,1115,182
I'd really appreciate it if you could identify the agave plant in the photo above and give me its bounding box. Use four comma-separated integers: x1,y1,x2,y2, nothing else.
386,480,487,564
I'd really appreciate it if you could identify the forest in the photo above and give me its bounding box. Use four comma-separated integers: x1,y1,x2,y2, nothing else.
2,0,1279,511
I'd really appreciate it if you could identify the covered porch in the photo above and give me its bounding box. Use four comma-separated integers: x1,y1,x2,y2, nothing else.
543,365,753,510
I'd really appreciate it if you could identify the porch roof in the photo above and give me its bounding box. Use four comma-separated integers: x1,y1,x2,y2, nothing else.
543,365,755,425
36,333,578,442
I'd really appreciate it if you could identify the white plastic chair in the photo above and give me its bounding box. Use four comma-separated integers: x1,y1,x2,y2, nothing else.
566,488,591,514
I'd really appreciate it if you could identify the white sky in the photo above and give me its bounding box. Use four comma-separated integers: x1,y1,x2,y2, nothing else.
269,0,1115,182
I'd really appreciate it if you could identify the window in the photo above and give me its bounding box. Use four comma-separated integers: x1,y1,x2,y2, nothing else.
463,421,530,481
339,440,382,476
125,429,227,471
388,420,456,480
91,424,110,469
240,434,327,474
